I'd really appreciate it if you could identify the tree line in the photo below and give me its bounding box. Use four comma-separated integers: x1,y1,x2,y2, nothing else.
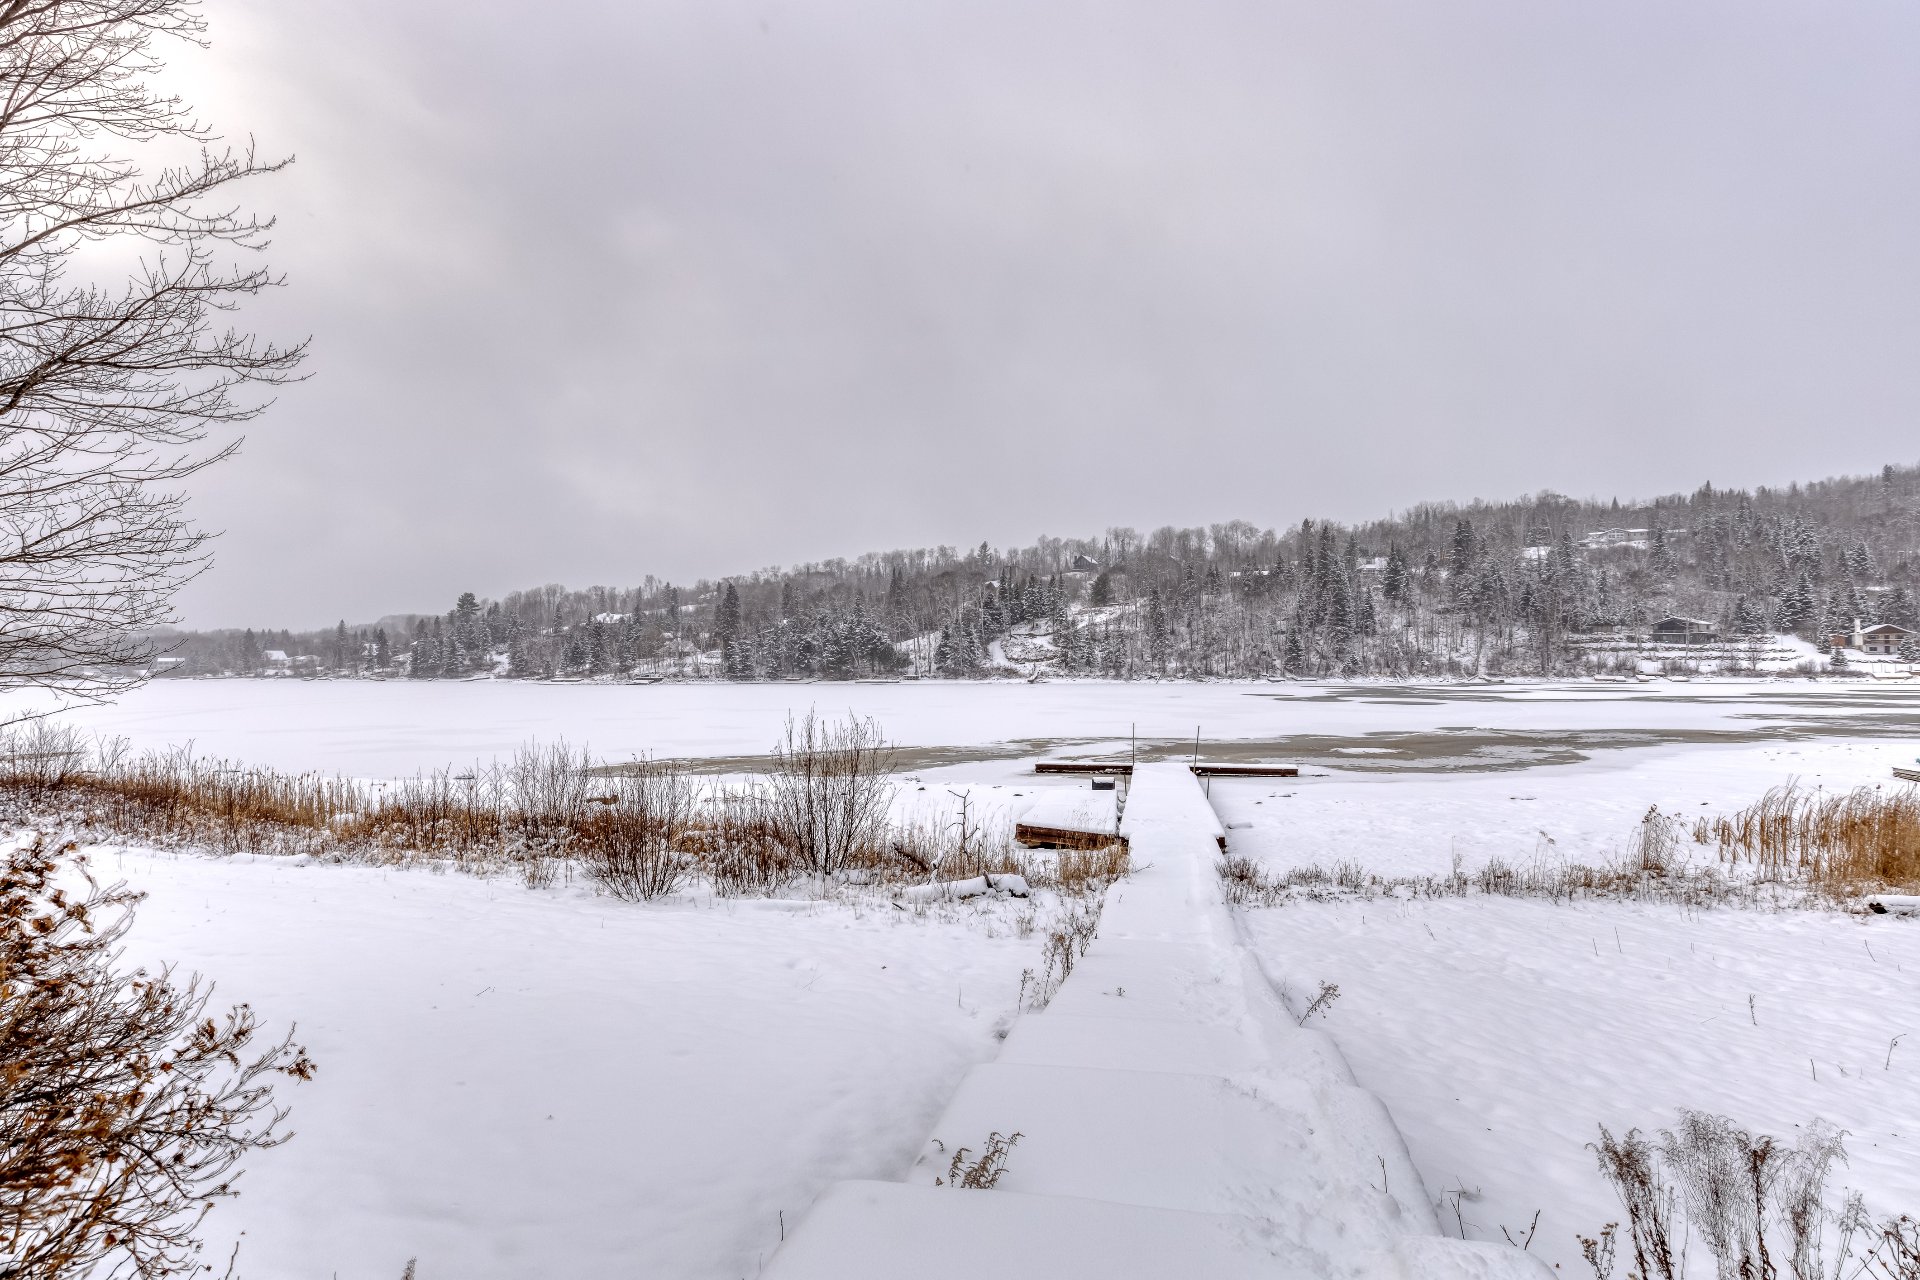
154,463,1920,680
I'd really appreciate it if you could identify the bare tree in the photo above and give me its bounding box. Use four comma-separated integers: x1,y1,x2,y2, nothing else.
0,0,304,699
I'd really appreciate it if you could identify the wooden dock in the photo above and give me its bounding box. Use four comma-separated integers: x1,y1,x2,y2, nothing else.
1013,823,1127,852
1895,766,1920,784
1034,762,1298,779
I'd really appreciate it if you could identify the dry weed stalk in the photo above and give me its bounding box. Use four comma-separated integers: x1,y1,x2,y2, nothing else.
1585,1113,1918,1280
938,1131,1022,1189
1019,900,1102,1010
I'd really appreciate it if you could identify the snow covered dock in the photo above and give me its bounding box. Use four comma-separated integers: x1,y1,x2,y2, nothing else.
765,763,1549,1279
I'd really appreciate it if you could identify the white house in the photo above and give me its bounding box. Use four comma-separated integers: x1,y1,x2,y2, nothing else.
1860,622,1916,656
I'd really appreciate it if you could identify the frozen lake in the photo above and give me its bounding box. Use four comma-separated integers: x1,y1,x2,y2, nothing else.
10,676,1920,777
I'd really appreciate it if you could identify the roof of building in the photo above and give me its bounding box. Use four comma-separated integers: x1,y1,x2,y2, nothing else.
1863,622,1916,635
1651,617,1715,630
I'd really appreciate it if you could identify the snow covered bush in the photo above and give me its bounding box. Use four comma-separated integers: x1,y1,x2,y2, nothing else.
0,835,313,1277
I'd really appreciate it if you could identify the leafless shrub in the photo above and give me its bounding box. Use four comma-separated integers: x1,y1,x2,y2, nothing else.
577,759,696,901
938,1131,1022,1189
0,721,90,797
0,835,313,1278
764,712,895,878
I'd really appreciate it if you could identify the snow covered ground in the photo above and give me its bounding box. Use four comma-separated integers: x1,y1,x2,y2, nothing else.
15,677,1920,1277
1207,736,1920,877
97,847,1035,1280
1244,898,1920,1275
1192,699,1920,1274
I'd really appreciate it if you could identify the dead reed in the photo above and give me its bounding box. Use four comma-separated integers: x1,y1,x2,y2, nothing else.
1697,782,1920,893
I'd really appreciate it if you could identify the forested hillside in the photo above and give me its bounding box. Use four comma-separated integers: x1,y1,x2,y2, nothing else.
157,463,1920,680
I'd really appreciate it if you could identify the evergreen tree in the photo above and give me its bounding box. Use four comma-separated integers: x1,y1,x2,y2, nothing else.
1381,545,1409,602
715,582,743,672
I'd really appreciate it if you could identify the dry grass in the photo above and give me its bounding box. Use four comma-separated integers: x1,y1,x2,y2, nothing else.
1225,782,1920,912
0,720,1125,905
1696,782,1920,893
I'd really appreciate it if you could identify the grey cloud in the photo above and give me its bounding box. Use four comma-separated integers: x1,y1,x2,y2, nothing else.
173,0,1920,626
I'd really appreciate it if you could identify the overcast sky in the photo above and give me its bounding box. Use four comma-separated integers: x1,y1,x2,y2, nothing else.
173,0,1920,628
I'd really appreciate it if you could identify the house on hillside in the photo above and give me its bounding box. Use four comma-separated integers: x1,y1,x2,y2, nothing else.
260,649,291,673
1858,622,1915,656
1820,621,1912,656
1069,554,1100,573
1580,528,1651,550
1650,617,1718,645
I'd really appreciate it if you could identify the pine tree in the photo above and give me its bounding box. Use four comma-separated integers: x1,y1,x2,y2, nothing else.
715,582,742,670
1382,545,1409,602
